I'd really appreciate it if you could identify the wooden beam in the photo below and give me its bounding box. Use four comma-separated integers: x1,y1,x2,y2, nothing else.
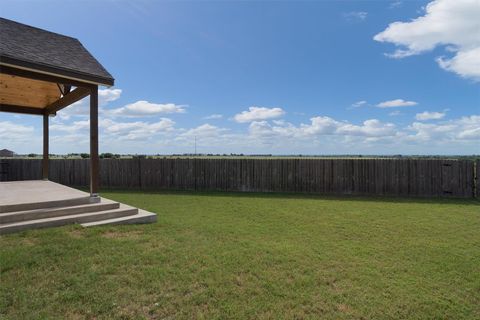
0,65,97,88
90,86,99,197
43,114,49,180
0,104,46,115
44,86,90,114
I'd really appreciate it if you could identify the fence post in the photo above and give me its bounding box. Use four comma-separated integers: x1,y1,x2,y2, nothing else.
476,160,480,199
0,159,8,181
138,158,142,189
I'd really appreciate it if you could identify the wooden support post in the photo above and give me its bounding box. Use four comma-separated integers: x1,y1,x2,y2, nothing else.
90,86,99,197
42,113,49,180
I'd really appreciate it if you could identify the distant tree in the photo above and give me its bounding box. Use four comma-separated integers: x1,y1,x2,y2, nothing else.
80,153,90,159
100,153,114,159
133,154,146,159
27,153,36,158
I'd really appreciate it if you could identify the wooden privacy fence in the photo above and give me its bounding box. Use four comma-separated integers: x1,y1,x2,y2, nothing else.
0,158,478,198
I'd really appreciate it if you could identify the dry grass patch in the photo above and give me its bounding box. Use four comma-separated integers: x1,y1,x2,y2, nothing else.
100,229,143,239
68,228,86,239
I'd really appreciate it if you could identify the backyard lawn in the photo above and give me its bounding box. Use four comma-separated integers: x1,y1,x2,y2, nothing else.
1,190,479,319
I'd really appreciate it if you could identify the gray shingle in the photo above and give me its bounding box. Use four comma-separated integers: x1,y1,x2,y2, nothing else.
0,18,114,86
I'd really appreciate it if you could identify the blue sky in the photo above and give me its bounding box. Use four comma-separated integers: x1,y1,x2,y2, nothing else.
1,0,479,155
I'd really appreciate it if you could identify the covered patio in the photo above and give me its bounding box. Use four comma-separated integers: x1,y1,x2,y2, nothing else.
0,17,110,196
0,18,155,233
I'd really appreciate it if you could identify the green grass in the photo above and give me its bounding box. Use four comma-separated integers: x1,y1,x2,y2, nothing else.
1,191,479,319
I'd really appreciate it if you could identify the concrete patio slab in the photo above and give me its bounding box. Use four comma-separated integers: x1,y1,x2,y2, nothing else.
0,180,94,213
0,180,156,233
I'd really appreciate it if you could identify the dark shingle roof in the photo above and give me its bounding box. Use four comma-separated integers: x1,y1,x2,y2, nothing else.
0,18,114,86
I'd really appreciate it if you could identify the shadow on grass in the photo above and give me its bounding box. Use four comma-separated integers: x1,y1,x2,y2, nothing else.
95,187,480,206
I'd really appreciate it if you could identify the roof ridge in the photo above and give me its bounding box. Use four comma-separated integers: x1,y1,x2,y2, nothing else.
0,17,78,41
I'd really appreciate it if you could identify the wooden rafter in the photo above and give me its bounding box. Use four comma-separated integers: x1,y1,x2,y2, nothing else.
45,86,90,114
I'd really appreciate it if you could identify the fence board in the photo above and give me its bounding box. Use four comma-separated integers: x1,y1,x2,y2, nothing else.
0,158,477,198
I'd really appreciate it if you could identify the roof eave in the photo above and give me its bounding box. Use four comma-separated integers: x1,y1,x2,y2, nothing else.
0,55,114,87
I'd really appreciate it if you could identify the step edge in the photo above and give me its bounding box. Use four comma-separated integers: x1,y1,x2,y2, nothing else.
81,210,157,227
0,208,138,233
0,196,99,213
0,202,121,223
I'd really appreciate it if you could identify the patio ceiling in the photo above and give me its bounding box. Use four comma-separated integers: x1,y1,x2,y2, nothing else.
0,73,61,109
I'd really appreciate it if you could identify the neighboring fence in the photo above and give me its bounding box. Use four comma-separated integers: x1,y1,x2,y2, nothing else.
0,158,478,198
0,160,9,182
477,160,480,199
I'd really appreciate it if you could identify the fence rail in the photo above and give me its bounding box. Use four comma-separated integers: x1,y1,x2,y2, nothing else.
0,158,477,198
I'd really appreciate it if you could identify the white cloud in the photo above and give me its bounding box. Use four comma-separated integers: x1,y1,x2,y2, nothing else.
55,89,188,122
249,120,298,139
180,124,227,138
51,133,89,146
351,100,368,108
50,120,90,133
376,99,418,108
0,121,34,142
50,117,176,142
374,0,480,80
101,118,175,140
3,106,477,154
389,1,403,9
234,106,285,123
336,119,397,137
175,124,240,152
436,47,480,79
415,111,446,121
272,120,287,126
57,88,122,120
407,115,480,141
203,114,223,120
109,101,186,117
240,114,479,153
98,89,123,105
389,110,402,116
457,127,480,139
343,11,368,22
298,116,341,136
454,115,480,140
249,116,397,139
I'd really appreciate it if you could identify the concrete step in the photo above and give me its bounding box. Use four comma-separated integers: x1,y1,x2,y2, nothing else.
0,204,138,235
0,196,99,214
0,200,120,224
81,209,157,227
